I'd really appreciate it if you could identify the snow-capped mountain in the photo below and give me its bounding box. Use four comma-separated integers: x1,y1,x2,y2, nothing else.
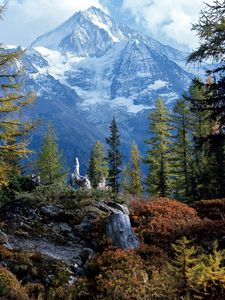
23,7,194,171
31,6,186,62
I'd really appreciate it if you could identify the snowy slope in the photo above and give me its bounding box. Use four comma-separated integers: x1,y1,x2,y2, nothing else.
22,6,194,170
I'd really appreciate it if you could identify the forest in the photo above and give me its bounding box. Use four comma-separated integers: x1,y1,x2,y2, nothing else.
1,1,225,299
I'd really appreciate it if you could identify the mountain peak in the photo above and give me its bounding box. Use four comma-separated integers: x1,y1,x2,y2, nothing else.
31,6,186,62
85,6,105,14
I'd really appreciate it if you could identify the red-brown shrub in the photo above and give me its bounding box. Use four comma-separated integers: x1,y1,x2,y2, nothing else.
192,199,225,220
130,197,201,248
76,249,150,300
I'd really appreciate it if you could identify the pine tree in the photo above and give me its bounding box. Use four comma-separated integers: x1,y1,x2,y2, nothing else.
127,142,142,197
36,125,66,184
106,117,122,196
87,140,108,188
145,98,172,197
0,8,35,186
171,98,193,201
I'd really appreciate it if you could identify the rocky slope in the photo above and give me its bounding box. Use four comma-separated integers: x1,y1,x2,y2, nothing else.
0,195,138,282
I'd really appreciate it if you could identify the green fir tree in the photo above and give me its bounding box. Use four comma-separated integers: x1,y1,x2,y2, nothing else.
106,117,122,196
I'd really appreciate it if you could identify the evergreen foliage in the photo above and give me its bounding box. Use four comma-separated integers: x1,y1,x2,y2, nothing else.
106,117,122,196
187,79,225,199
0,16,35,186
87,140,108,188
187,0,225,126
171,98,193,201
187,0,225,198
35,125,66,184
145,98,172,197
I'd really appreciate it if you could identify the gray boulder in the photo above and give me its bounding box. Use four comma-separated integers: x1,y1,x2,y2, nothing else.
106,213,139,249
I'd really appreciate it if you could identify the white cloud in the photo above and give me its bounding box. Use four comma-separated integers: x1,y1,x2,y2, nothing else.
0,0,105,45
122,0,215,50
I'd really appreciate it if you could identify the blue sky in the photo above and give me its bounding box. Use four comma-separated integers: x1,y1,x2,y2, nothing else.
0,0,214,51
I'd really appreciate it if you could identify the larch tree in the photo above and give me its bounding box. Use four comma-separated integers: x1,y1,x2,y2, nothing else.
187,79,220,199
187,0,225,126
171,98,193,201
127,142,142,197
36,124,66,184
187,0,225,197
145,98,172,197
106,117,122,196
87,140,108,188
0,7,35,186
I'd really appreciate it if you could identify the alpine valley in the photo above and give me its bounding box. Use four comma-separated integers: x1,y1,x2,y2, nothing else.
21,6,194,172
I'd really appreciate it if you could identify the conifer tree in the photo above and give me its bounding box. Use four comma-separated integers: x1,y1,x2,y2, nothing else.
36,125,65,184
169,238,225,298
198,241,225,297
0,10,35,186
188,0,225,126
187,79,220,199
127,142,142,197
169,237,201,299
171,98,193,201
106,117,122,196
87,140,108,188
187,1,225,198
145,98,172,197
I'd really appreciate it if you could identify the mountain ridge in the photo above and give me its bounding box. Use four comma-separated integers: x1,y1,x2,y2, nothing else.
31,6,186,62
21,6,194,171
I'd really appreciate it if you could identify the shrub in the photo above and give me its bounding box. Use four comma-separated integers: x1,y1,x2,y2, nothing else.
0,267,29,299
130,197,201,248
193,199,225,220
76,249,150,300
25,283,45,300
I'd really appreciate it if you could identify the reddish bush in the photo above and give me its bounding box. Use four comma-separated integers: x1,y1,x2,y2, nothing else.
192,199,225,220
184,219,225,248
76,249,150,300
130,197,201,248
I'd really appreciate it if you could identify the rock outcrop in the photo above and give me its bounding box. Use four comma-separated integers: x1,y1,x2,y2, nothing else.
0,198,139,281
71,157,91,189
106,213,139,249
